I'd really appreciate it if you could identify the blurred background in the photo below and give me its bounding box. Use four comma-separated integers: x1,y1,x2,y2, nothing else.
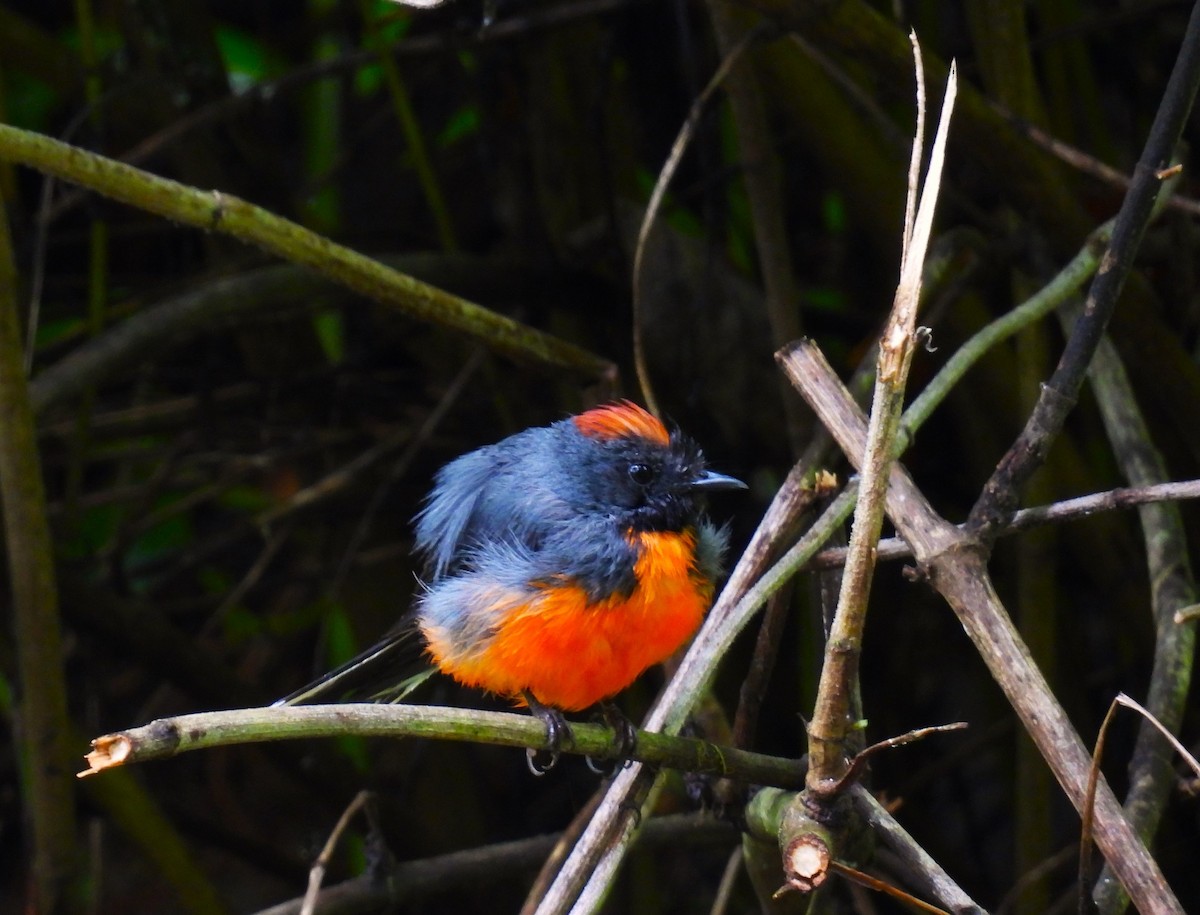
0,0,1198,912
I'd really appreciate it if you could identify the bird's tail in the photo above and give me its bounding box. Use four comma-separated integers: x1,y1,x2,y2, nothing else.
274,626,435,706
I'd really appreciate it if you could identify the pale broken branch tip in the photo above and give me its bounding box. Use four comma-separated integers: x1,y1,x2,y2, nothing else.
78,734,133,777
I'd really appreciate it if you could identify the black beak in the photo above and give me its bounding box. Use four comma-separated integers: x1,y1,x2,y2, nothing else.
688,470,747,492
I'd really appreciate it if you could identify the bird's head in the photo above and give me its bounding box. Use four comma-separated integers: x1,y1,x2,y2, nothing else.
566,401,745,533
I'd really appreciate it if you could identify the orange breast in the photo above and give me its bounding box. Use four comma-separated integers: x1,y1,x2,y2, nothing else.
424,530,712,711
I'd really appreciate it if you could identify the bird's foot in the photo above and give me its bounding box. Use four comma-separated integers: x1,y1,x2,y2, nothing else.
523,691,572,776
585,701,638,778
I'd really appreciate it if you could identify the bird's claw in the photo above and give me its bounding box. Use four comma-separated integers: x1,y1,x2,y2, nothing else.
585,702,638,778
526,746,559,776
523,691,571,775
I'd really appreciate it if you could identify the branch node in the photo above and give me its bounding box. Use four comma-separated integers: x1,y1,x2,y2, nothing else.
209,190,225,230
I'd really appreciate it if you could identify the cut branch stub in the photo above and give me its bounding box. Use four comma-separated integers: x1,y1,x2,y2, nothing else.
782,833,830,894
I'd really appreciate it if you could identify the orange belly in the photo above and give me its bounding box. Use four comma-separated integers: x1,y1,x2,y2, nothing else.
424,530,711,711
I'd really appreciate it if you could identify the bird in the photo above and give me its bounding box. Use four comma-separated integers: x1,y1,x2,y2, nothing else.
279,400,744,768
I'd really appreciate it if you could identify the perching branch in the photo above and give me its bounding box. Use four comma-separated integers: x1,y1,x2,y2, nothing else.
532,465,845,915
78,704,804,790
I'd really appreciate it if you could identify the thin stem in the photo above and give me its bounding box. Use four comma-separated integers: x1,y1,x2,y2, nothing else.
806,46,956,791
1068,314,1198,913
967,0,1200,541
360,0,458,252
631,27,759,416
706,0,807,454
809,478,1200,569
0,169,80,911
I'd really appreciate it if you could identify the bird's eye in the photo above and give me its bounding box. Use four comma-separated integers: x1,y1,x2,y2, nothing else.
628,462,655,485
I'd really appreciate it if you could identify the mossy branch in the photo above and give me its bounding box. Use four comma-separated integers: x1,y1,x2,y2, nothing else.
0,123,614,381
78,704,804,790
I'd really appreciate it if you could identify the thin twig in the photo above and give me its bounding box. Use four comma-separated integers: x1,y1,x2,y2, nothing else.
254,812,734,915
827,860,951,915
631,27,761,415
833,723,968,795
1062,309,1198,913
779,339,1183,914
967,0,1200,541
1080,697,1121,915
1114,693,1200,778
996,106,1200,217
807,478,1200,569
806,39,956,791
708,846,744,915
301,791,371,915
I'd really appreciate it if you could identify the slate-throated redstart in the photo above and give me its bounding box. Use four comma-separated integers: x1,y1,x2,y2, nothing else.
279,401,744,764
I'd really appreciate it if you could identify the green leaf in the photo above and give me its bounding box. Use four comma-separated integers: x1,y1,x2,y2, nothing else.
217,484,273,514
313,309,346,365
822,190,847,235
438,105,480,147
319,602,372,771
322,602,359,666
3,72,57,133
214,25,286,93
804,287,848,314
33,316,86,349
223,606,264,643
62,504,122,559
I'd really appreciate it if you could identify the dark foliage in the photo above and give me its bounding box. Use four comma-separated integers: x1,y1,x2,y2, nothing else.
0,0,1198,912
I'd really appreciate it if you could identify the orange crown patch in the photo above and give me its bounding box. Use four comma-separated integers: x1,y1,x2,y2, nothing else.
573,401,669,446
